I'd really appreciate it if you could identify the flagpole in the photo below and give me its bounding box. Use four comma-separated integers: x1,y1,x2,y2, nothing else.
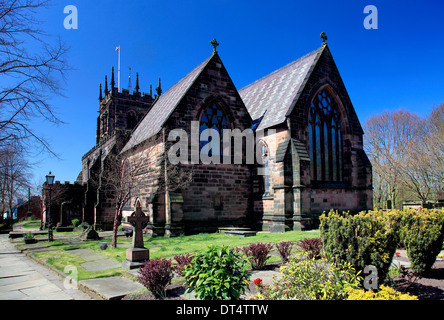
117,46,121,92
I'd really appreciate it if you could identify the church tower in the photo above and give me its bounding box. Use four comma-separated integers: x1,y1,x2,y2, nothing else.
81,68,157,229
96,67,155,144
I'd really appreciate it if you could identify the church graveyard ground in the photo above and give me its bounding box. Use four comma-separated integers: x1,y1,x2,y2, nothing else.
10,221,444,300
15,229,321,282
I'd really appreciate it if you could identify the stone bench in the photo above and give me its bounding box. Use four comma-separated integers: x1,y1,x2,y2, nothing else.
218,227,251,233
9,230,48,239
224,230,258,237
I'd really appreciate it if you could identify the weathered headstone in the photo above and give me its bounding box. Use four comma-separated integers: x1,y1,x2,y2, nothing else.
122,206,150,270
55,202,74,232
79,222,100,241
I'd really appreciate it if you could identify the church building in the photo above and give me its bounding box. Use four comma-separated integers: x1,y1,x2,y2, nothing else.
78,36,372,235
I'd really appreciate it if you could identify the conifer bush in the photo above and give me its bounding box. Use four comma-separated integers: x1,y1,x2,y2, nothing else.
399,208,444,276
320,209,401,283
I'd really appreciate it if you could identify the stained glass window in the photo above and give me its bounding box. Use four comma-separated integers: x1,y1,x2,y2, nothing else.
199,104,229,157
308,90,343,182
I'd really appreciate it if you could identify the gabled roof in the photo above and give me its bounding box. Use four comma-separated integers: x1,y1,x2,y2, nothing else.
121,53,214,153
239,46,323,131
275,138,310,163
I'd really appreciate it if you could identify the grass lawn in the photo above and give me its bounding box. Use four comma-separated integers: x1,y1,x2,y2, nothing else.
24,230,320,281
21,219,42,229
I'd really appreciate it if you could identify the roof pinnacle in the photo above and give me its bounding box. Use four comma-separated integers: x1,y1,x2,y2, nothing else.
134,72,140,93
210,38,219,53
320,32,328,45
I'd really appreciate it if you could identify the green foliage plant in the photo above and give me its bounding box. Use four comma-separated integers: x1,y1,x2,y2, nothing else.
346,285,417,300
71,219,80,228
399,208,444,276
252,257,362,300
320,209,401,283
183,245,250,300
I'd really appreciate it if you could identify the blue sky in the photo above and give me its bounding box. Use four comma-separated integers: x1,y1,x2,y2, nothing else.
29,0,444,189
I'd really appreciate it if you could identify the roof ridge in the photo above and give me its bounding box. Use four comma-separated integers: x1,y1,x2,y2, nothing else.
121,52,216,153
160,53,214,97
239,46,322,93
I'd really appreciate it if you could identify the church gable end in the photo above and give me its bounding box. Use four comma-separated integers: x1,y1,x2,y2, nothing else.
76,39,372,234
286,44,372,220
122,50,253,235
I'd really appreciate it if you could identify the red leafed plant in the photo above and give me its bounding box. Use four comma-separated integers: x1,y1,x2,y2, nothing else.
242,242,273,270
137,258,174,299
275,241,296,262
173,253,194,276
297,238,323,259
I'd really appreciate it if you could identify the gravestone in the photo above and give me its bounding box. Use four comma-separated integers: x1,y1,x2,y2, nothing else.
55,202,74,232
79,222,100,241
122,206,150,270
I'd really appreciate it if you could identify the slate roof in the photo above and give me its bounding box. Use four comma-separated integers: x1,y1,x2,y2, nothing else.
275,138,310,163
121,53,214,153
122,46,325,153
239,47,323,131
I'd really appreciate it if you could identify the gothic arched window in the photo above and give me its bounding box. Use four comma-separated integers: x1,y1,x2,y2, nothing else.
308,90,343,182
127,110,137,130
258,141,270,196
199,104,229,158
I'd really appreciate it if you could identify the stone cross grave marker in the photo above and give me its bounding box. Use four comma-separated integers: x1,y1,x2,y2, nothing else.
127,205,149,248
122,205,150,270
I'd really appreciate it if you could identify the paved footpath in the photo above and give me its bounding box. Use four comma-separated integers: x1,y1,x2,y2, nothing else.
0,234,95,300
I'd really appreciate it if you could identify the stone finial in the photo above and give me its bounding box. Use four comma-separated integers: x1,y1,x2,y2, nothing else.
134,72,140,93
99,83,103,101
110,66,115,88
155,77,162,97
104,75,109,95
211,38,219,52
320,32,328,45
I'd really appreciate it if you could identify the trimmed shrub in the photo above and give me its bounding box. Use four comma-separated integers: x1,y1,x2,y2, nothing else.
173,253,193,277
184,245,250,300
320,209,401,283
399,208,444,276
251,257,362,300
346,285,418,300
241,242,273,270
275,241,295,262
137,258,174,299
297,238,323,259
71,219,80,228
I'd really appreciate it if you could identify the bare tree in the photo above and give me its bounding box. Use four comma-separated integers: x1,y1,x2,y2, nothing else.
96,132,193,248
364,109,419,209
0,0,70,154
0,142,32,219
364,105,444,207
398,118,435,205
427,103,444,197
